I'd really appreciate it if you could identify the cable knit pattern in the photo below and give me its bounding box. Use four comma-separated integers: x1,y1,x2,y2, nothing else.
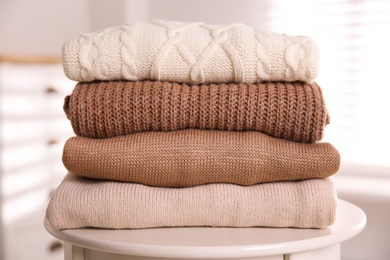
46,173,337,230
64,81,330,143
63,129,340,187
62,20,320,83
120,23,137,80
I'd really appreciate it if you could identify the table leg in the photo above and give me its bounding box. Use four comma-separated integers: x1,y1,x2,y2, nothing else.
65,242,85,260
284,243,340,260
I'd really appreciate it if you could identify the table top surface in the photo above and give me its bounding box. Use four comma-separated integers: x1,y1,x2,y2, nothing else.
44,199,366,258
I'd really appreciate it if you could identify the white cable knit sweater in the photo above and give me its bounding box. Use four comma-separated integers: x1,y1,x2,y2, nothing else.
62,20,320,83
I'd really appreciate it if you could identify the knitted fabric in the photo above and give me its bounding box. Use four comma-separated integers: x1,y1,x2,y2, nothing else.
46,173,337,230
62,20,320,83
64,81,329,143
63,129,340,187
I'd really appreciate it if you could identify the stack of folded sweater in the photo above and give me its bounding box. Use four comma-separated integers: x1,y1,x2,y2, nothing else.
46,20,340,230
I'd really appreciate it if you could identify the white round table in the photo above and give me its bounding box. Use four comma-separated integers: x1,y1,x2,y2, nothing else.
44,199,366,260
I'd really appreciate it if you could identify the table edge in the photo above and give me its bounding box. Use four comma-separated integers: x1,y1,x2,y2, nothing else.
44,199,366,258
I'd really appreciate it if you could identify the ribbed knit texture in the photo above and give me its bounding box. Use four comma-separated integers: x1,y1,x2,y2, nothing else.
64,80,329,143
46,173,337,230
63,129,340,187
62,20,320,83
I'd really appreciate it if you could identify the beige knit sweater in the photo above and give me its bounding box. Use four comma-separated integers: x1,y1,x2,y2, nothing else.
62,20,319,83
46,173,337,230
64,81,329,143
63,129,340,187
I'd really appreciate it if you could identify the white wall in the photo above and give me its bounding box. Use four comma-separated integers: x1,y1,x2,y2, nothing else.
0,0,89,55
339,194,390,260
89,0,125,32
124,0,274,28
0,0,124,56
0,0,281,55
335,175,390,260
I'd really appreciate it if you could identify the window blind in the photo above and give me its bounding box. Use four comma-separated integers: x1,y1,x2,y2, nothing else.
265,0,390,175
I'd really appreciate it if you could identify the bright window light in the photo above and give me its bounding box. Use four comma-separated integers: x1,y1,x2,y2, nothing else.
267,0,390,174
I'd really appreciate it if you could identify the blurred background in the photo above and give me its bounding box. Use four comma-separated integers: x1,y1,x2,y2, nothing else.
0,0,389,259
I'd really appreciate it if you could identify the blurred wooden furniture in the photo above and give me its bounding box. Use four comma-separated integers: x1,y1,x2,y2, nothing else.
0,53,74,260
45,200,366,260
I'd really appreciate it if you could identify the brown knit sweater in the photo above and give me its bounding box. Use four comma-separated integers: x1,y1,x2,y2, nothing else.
63,129,340,187
64,81,330,143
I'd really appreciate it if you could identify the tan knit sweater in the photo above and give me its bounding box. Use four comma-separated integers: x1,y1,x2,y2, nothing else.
64,81,329,143
46,173,337,230
63,129,340,187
